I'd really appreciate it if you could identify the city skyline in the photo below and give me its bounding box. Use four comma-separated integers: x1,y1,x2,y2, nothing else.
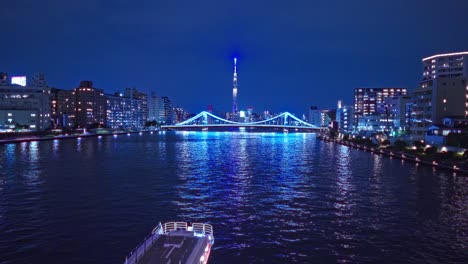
1,0,468,114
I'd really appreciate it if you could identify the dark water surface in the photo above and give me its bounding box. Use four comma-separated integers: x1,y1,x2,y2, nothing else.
0,132,467,263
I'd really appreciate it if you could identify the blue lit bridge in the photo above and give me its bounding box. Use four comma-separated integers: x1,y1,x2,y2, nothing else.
161,111,320,132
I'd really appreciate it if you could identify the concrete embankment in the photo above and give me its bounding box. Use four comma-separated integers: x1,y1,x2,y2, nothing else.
0,131,153,145
317,135,467,176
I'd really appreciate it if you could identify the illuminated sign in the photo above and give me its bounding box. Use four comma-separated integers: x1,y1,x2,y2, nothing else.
11,76,27,86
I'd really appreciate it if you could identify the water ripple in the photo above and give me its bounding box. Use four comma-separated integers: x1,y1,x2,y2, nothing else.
0,132,466,263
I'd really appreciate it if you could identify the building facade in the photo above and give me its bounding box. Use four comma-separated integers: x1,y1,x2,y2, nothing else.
173,107,188,124
308,106,321,127
308,106,333,127
51,88,76,128
382,95,412,134
0,73,51,131
147,92,159,122
336,100,354,132
106,91,147,129
354,88,407,131
158,96,173,125
410,51,468,139
74,81,106,128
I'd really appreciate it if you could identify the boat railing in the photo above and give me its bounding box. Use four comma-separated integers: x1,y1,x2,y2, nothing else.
124,222,163,264
192,223,213,236
163,221,188,233
124,222,214,264
163,222,214,244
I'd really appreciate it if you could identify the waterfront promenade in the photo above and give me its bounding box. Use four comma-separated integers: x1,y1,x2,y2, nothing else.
0,130,153,145
317,135,468,175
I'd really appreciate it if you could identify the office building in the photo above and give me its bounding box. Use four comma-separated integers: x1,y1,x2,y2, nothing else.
354,87,407,131
0,73,51,131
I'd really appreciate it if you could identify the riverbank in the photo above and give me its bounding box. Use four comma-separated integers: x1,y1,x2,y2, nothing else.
317,135,467,176
0,130,155,145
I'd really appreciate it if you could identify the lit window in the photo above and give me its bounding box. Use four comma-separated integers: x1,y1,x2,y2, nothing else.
31,113,36,117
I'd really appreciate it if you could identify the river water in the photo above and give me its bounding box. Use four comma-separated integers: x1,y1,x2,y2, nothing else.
0,132,466,263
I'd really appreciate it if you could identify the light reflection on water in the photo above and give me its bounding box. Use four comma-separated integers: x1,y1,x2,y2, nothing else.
0,132,466,264
52,139,60,154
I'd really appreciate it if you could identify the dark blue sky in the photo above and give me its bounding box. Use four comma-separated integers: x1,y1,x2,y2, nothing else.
1,0,467,114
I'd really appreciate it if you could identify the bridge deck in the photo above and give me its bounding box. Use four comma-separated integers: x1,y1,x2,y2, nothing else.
161,124,320,131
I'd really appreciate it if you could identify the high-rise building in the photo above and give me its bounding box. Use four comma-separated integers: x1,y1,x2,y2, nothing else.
147,92,159,122
308,106,320,127
74,81,106,128
263,110,272,120
232,57,238,114
336,100,354,132
159,96,173,125
410,51,468,139
358,95,411,133
106,94,124,129
308,106,332,127
173,107,187,124
51,88,76,128
106,91,147,129
0,73,51,131
124,87,148,122
354,87,407,129
383,95,411,134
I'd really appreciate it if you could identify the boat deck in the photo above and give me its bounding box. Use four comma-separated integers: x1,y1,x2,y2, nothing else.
135,230,209,264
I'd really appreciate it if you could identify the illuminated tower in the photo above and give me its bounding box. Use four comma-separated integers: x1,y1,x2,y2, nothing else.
232,57,238,114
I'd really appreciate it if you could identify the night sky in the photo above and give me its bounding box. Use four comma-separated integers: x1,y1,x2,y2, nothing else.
1,0,467,115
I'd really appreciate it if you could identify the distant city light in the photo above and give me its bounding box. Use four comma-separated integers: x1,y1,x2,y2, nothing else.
239,111,246,118
11,76,27,86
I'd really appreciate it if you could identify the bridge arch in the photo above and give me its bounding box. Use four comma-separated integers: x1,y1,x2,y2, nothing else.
161,111,321,132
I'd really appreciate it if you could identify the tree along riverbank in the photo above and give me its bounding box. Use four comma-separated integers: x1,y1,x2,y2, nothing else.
317,134,467,176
